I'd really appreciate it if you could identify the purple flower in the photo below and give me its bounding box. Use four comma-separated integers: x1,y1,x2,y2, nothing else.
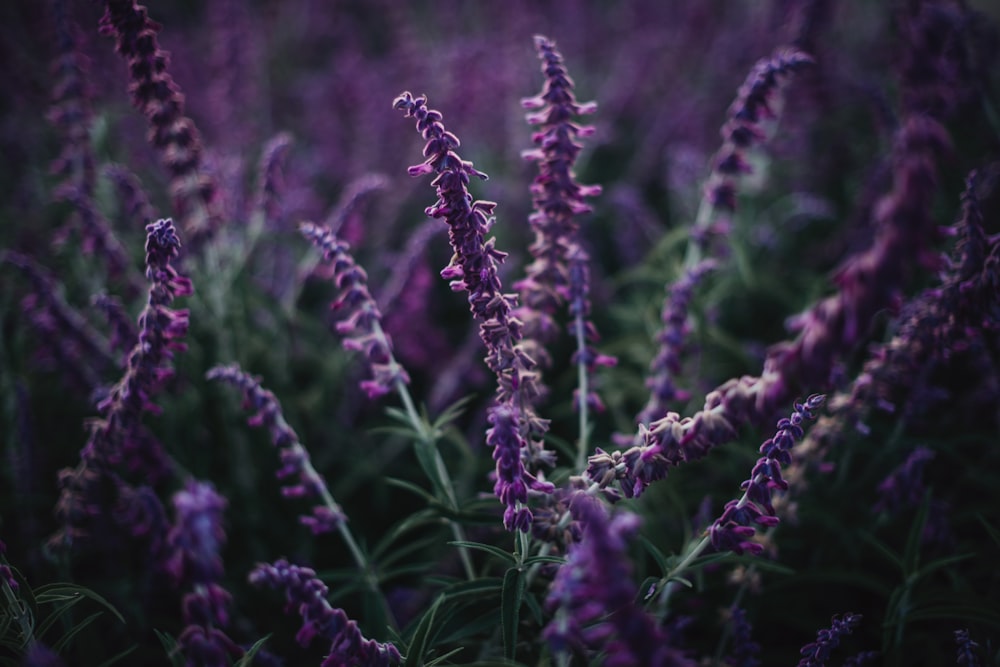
515,35,611,414
396,92,553,529
50,219,190,551
637,260,716,426
544,494,692,667
207,363,347,535
300,222,410,400
797,613,862,667
249,559,401,667
726,606,760,667
709,394,825,555
706,48,813,212
955,629,981,666
98,0,221,240
166,481,244,666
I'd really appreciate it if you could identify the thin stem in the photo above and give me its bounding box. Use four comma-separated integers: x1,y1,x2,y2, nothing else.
573,309,591,471
389,368,476,582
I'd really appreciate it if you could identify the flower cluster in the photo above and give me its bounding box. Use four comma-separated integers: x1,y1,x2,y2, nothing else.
954,629,981,666
797,613,863,667
637,259,716,426
249,559,401,667
207,363,346,535
51,219,190,551
705,48,814,212
543,493,692,666
395,92,553,530
98,0,221,239
515,35,612,414
165,481,243,666
300,221,410,400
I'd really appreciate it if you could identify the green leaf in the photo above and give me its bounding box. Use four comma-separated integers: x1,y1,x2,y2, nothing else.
405,593,443,667
425,646,466,665
447,541,517,565
976,514,1000,548
905,605,1000,627
501,567,525,661
372,508,441,560
50,611,102,653
438,577,504,605
33,584,125,624
639,536,672,575
234,635,272,667
412,436,450,504
153,629,184,667
520,555,566,567
384,477,437,504
95,644,139,667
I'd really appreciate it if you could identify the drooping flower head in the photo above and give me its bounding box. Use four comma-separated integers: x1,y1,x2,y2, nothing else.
300,222,409,401
207,363,347,535
250,559,401,666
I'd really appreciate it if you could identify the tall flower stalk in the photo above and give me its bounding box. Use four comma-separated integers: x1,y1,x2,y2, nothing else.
395,92,554,532
638,47,813,432
516,35,612,469
300,221,475,578
50,218,190,552
98,0,221,241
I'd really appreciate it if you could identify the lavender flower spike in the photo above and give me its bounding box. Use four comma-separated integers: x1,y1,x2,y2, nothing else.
166,480,243,665
709,394,825,555
99,0,221,240
544,494,692,666
797,613,862,667
516,35,612,419
300,221,410,400
206,363,346,535
250,559,401,666
396,92,553,530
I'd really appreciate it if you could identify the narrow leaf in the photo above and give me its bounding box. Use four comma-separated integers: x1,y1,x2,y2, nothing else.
501,567,525,661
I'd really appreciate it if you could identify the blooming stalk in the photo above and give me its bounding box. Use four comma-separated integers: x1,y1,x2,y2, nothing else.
516,35,613,466
708,394,825,555
249,559,401,667
206,364,347,535
50,219,190,550
543,493,692,667
395,91,553,531
300,222,410,400
581,112,950,501
98,0,221,240
797,613,863,667
165,481,243,666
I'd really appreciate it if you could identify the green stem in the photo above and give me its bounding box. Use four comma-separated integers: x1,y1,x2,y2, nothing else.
573,308,591,471
389,362,476,582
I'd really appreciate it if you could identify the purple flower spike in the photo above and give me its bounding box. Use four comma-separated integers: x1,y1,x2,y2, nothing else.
707,48,813,213
544,494,692,666
396,92,553,527
516,36,613,418
300,221,410,400
638,260,716,426
207,363,347,535
955,629,981,666
50,219,189,552
709,395,825,555
250,559,401,666
797,613,862,667
166,480,244,666
99,0,221,240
